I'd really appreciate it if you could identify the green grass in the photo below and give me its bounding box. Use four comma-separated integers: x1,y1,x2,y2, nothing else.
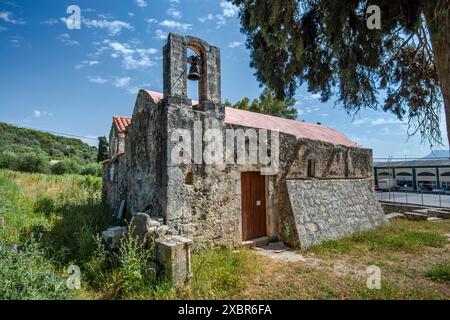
152,246,257,300
0,169,448,300
425,263,450,282
309,220,449,256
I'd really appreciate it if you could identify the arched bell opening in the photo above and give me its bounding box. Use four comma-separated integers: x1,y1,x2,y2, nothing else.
186,40,206,108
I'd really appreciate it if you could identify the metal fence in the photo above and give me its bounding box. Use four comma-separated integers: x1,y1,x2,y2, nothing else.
375,191,450,208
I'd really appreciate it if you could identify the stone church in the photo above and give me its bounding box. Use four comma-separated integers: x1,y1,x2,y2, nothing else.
102,33,387,249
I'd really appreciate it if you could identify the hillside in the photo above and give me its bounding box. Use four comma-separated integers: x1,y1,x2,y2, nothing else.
0,122,100,175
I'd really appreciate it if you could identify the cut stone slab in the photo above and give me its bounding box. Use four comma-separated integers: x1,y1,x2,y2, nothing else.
427,217,444,222
156,236,193,287
287,179,388,249
242,236,269,248
386,213,405,220
130,212,161,245
102,226,128,249
403,212,428,221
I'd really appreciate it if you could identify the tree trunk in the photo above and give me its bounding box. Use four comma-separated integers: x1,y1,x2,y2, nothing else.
424,3,450,150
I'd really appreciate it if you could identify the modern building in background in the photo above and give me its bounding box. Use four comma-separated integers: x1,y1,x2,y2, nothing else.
374,159,450,191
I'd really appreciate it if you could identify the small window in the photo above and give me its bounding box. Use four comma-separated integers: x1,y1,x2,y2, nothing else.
185,171,194,185
307,159,316,178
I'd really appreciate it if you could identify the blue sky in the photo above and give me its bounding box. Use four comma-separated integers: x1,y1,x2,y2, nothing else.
0,0,447,158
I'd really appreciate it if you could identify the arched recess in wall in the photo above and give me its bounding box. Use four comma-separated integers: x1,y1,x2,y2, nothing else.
186,39,206,106
418,172,436,177
440,172,450,177
378,172,391,176
396,172,412,177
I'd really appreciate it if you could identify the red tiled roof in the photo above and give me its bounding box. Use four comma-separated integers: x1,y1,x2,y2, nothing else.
115,91,356,148
113,116,132,134
224,107,356,147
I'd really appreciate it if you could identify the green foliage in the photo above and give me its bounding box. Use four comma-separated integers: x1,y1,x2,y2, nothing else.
0,238,74,300
0,170,160,300
232,0,448,145
80,163,102,177
226,89,298,120
97,136,109,163
425,263,450,282
116,230,154,296
0,122,99,176
51,160,81,175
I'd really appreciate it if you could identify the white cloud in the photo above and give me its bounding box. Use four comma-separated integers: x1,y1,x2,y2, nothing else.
87,76,108,84
113,77,131,89
145,18,158,24
75,60,99,70
0,11,25,24
82,17,134,36
101,40,158,70
220,1,239,17
166,7,182,19
33,110,53,118
198,14,215,23
41,18,59,25
135,0,147,8
228,41,244,48
198,2,239,28
155,29,168,40
352,117,401,127
57,33,79,46
128,12,135,17
61,16,134,36
9,37,22,47
159,19,192,31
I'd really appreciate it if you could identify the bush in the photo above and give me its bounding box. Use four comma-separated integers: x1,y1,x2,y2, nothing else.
0,151,19,171
51,160,80,175
80,163,102,177
117,230,153,296
17,153,51,174
0,239,74,300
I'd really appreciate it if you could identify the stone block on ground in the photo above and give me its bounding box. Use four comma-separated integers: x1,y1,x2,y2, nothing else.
130,212,161,245
287,179,388,249
427,217,444,222
102,226,128,249
403,212,428,221
386,213,405,220
156,236,193,287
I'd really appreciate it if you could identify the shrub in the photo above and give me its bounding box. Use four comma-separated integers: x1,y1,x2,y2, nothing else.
0,239,74,300
51,160,80,175
116,230,153,296
17,152,51,174
0,151,19,171
80,163,102,177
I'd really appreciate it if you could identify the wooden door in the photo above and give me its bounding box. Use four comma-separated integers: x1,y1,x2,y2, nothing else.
241,172,267,241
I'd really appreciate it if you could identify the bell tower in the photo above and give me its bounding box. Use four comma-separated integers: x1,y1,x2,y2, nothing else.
163,33,221,110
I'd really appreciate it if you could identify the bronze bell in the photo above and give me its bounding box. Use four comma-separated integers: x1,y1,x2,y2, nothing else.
187,55,201,81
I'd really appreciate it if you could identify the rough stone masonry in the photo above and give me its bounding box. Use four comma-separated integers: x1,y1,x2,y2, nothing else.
102,33,388,250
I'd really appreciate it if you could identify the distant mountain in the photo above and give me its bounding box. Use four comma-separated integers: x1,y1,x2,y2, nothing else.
0,122,98,163
422,150,450,159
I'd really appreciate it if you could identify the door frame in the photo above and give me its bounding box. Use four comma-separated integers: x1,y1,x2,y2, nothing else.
241,171,268,241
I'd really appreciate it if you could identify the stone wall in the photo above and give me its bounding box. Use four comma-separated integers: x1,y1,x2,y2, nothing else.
102,33,380,249
124,90,167,218
102,154,126,213
286,179,388,249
